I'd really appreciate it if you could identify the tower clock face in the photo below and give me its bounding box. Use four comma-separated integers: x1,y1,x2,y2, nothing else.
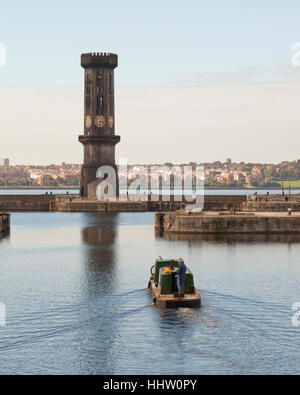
94,115,106,128
108,116,114,128
85,115,92,128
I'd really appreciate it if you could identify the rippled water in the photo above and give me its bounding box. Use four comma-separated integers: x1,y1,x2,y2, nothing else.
0,212,300,374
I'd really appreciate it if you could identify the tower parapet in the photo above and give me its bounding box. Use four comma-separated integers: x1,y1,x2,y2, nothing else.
81,53,118,69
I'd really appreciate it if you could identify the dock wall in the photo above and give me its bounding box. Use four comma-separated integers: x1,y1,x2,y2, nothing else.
0,195,150,212
57,199,148,212
57,195,247,213
244,195,300,212
203,195,247,211
245,201,300,212
156,212,300,234
0,195,56,211
2,193,298,214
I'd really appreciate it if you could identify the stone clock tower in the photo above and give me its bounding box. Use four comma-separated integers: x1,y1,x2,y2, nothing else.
79,52,120,198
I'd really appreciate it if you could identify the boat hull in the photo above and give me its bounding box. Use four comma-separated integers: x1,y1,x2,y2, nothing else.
149,281,201,308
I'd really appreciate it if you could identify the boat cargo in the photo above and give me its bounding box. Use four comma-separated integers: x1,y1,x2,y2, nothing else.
148,258,201,308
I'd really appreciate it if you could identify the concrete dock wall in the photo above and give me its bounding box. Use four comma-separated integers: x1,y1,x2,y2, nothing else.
204,195,247,211
244,194,300,212
57,195,248,213
57,199,148,212
0,195,56,211
2,193,295,214
156,212,300,234
245,201,300,212
0,194,247,212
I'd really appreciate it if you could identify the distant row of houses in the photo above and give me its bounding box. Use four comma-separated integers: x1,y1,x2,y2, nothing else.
0,160,299,186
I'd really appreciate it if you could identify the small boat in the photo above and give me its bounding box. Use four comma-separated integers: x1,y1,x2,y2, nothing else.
148,258,201,308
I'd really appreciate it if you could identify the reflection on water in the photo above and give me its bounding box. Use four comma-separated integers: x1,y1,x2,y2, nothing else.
0,234,9,243
0,212,300,374
81,214,119,296
161,232,300,244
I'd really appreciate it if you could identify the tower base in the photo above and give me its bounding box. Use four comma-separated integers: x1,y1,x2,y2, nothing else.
80,164,119,200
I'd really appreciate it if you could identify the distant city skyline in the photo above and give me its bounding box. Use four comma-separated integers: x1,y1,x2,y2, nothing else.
1,159,300,189
2,157,300,167
1,1,300,164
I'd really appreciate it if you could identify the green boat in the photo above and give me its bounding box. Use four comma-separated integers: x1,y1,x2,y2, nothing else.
148,258,201,308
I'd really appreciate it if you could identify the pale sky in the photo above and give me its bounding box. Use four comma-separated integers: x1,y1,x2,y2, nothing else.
0,1,300,164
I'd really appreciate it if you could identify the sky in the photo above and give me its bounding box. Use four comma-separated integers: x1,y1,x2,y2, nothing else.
0,0,300,164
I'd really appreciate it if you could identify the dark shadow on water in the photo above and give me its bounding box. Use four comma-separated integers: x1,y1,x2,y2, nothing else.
159,232,300,245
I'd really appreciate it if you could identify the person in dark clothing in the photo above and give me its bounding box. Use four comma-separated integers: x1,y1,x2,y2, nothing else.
170,260,175,271
177,258,187,296
170,260,177,293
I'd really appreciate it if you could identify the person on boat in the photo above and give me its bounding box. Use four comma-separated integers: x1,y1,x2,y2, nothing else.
177,258,187,296
170,260,177,292
170,260,175,271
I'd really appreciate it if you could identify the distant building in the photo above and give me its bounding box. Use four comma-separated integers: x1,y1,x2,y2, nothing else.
225,158,232,169
0,158,9,166
221,171,234,182
234,172,246,183
251,166,262,176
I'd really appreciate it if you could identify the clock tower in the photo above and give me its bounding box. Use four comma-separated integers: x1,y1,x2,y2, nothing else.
79,52,120,198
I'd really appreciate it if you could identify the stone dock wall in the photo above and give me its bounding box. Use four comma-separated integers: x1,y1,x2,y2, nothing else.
1,193,300,214
204,195,247,211
245,201,300,212
57,199,148,212
0,194,249,212
57,194,248,212
245,194,300,212
156,212,300,234
0,195,148,212
0,195,57,212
